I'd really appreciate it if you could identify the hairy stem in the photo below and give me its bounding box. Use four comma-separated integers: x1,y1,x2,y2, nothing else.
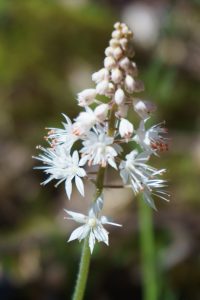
138,197,158,300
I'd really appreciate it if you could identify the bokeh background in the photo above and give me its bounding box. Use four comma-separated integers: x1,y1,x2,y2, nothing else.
0,0,200,299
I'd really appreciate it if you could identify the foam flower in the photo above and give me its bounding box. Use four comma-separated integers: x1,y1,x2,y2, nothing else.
34,148,86,199
65,197,122,253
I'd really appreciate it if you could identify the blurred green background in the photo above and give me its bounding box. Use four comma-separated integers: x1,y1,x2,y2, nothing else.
0,0,200,299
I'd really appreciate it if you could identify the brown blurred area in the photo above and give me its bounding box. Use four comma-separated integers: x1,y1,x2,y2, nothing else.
0,0,200,299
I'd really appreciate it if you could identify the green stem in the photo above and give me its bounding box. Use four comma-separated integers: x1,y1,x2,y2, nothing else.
138,196,158,300
72,167,105,300
72,103,116,300
72,238,91,300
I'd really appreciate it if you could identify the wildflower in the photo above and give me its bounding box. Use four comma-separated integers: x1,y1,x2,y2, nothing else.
119,150,167,206
80,127,120,169
133,120,168,153
46,114,80,150
34,148,86,199
65,197,122,253
34,22,169,254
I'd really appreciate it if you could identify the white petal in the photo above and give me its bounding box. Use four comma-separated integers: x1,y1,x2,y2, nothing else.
72,150,79,164
77,167,86,177
68,225,86,242
101,216,122,227
143,191,157,210
64,209,86,223
120,168,129,184
108,158,117,169
75,176,84,196
94,226,109,245
65,178,72,199
89,231,96,253
79,156,88,166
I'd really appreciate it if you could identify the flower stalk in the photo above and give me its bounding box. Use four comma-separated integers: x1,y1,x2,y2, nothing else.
34,22,169,300
72,238,91,300
139,196,158,300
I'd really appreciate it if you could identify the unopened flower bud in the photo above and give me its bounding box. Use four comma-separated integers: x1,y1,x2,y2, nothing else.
108,82,115,94
124,75,135,93
119,118,134,139
94,104,109,122
105,47,113,57
122,25,129,35
96,80,110,95
77,89,96,106
104,56,116,70
113,47,123,60
112,30,121,39
114,22,121,30
92,68,109,83
111,68,123,84
120,38,128,50
109,38,120,48
134,99,157,119
114,88,125,105
119,57,130,70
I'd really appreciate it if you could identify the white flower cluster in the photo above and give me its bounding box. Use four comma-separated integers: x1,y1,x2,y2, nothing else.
34,22,169,253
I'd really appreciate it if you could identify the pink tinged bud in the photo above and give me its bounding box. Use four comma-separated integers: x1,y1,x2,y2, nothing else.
124,75,135,93
113,47,123,60
105,47,113,57
112,30,122,39
122,25,129,35
92,68,109,83
119,118,134,139
108,82,115,94
96,80,110,95
114,88,125,105
109,38,120,48
134,99,157,119
119,38,128,50
104,56,116,70
94,104,109,122
77,89,96,106
111,68,123,84
114,22,121,30
119,57,131,70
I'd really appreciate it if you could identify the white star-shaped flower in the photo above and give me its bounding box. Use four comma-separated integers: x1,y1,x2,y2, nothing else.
64,197,122,253
46,114,80,151
34,147,86,199
119,150,167,208
133,120,168,154
80,126,121,169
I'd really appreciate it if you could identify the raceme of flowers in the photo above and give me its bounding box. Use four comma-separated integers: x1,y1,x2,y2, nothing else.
34,22,169,253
